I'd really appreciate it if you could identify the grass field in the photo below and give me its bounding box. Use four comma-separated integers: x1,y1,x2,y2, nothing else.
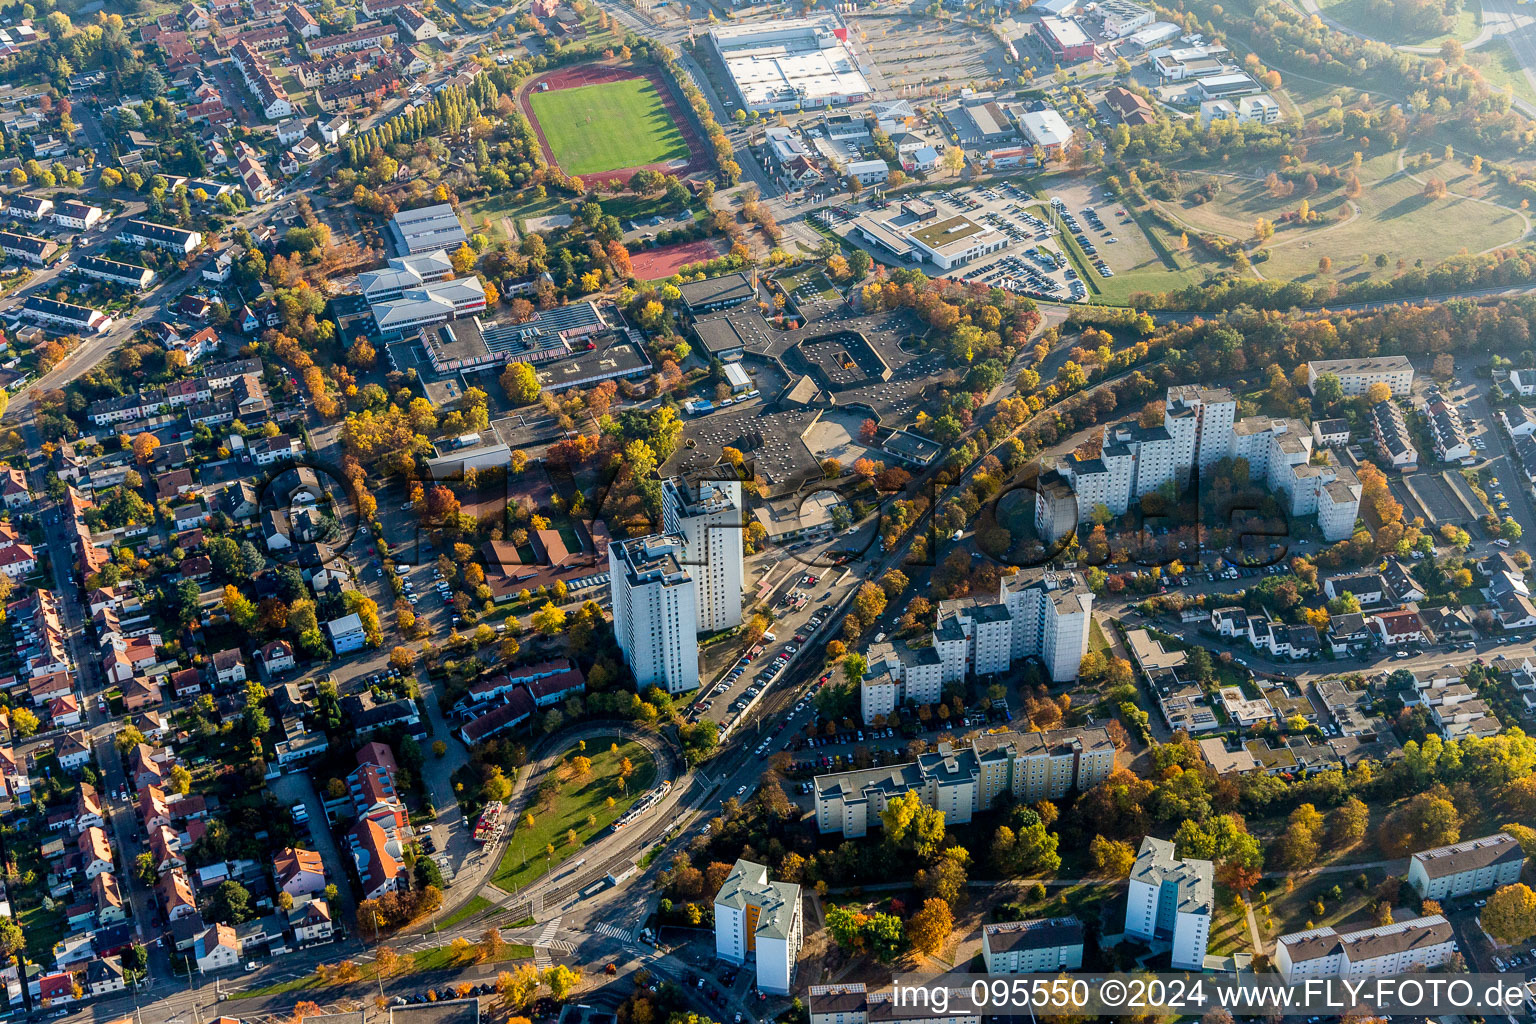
1472,39,1536,108
462,190,694,242
492,736,657,892
1317,0,1480,48
233,941,535,999
530,78,690,176
1163,163,1525,286
439,894,495,928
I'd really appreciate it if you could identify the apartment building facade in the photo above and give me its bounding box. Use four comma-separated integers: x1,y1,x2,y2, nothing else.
1124,836,1213,971
608,535,700,694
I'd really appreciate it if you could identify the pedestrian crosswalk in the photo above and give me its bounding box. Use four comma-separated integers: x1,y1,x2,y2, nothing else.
536,918,562,945
594,922,637,943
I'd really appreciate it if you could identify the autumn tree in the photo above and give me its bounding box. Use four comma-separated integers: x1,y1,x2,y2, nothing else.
1378,792,1461,858
906,897,953,956
1090,834,1136,877
1481,883,1536,945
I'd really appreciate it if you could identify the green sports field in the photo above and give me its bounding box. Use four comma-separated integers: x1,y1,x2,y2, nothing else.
529,78,691,176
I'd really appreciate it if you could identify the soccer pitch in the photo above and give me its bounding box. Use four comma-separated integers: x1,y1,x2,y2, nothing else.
529,78,691,176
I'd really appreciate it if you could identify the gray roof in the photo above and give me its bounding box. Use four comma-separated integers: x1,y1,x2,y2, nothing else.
982,916,1083,954
678,272,755,309
1410,832,1523,879
388,203,467,254
1132,836,1213,915
1280,915,1452,965
714,858,800,941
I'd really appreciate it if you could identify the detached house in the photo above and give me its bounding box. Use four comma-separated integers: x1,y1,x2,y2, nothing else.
93,872,128,924
274,846,325,896
209,648,247,687
78,825,114,878
255,639,296,679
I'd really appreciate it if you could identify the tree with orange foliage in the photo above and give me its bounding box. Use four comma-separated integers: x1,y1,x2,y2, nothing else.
423,485,461,522
131,432,160,464
605,240,633,279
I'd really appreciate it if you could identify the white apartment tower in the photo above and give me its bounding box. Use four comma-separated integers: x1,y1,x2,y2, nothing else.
662,475,745,632
608,535,700,694
1124,836,1213,971
1038,388,1361,543
933,570,1094,683
715,859,803,995
1165,385,1237,481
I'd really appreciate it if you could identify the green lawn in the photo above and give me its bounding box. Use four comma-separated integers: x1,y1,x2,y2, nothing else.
1473,39,1536,108
439,894,495,928
492,736,658,892
461,189,696,242
1318,0,1480,47
233,939,535,999
1089,617,1111,654
411,942,535,971
1207,885,1252,957
529,78,691,176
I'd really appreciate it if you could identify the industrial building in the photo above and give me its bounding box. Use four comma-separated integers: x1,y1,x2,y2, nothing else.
707,18,872,113
1034,17,1096,62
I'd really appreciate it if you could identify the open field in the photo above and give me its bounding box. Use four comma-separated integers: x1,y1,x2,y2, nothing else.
492,736,657,892
1470,39,1536,108
1317,0,1480,48
1162,162,1526,286
529,77,690,177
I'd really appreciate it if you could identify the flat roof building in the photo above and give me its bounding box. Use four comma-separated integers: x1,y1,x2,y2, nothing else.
1035,17,1096,61
608,535,700,695
854,209,1008,270
707,18,872,113
1018,108,1073,156
1308,355,1414,397
679,272,757,314
388,203,468,255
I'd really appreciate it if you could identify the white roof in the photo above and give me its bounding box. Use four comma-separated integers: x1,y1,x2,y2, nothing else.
372,278,484,328
711,18,871,108
1019,109,1072,149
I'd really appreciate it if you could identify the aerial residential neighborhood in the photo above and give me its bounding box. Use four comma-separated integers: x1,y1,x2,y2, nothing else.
0,0,1532,1020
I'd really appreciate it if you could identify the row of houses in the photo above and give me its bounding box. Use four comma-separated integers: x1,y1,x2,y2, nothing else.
6,193,104,230
456,658,589,744
84,357,265,427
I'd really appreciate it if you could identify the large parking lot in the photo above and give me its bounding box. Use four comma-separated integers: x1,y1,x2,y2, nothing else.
1040,175,1168,282
921,182,1088,300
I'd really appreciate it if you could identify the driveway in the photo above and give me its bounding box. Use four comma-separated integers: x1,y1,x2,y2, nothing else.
269,772,358,923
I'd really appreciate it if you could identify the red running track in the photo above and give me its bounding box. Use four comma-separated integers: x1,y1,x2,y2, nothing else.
519,62,710,186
